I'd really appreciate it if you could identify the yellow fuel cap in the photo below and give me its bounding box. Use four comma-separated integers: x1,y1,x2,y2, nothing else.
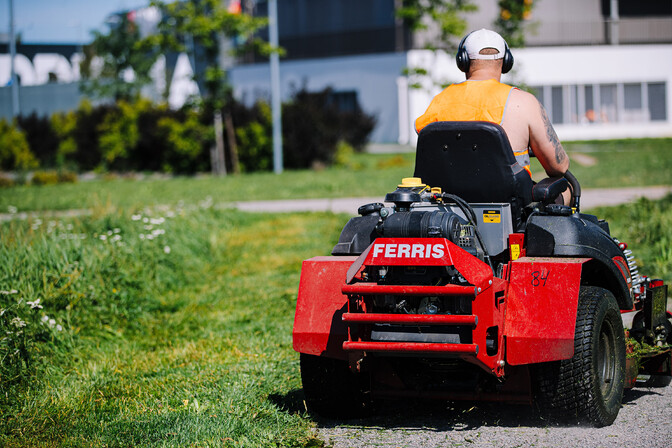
398,177,425,188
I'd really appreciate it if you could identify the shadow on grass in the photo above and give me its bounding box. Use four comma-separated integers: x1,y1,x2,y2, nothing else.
269,389,308,415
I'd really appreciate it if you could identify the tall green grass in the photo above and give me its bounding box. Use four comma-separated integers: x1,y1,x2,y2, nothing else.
1,206,343,447
590,194,672,282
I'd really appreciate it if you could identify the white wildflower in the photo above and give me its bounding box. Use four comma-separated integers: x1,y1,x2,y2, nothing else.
56,324,63,331
143,217,149,223
48,318,56,328
11,317,27,328
139,234,145,240
27,299,43,309
163,246,171,254
144,225,154,231
41,315,49,323
113,228,121,234
7,205,18,214
99,234,107,241
132,214,142,221
150,217,165,225
1,289,18,295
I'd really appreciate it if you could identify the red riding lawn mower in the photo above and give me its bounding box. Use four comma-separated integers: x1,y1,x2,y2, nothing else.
292,122,671,427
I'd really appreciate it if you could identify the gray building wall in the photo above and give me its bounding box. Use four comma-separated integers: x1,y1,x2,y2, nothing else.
0,82,83,119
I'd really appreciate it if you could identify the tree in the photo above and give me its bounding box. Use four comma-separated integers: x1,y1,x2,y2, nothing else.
396,1,477,90
397,0,478,52
80,13,159,101
149,0,272,175
495,0,537,48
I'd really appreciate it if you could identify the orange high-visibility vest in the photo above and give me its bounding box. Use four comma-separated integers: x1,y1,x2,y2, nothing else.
415,79,531,175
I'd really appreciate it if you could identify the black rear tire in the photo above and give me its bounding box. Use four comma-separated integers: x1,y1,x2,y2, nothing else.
300,353,371,418
534,286,626,427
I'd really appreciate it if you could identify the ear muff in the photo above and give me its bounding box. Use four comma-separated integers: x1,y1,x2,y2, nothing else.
501,42,514,74
456,32,515,74
456,33,471,73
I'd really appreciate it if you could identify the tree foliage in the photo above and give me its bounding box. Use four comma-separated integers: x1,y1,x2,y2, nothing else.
495,0,536,47
80,13,159,101
397,0,478,51
149,0,271,109
0,119,38,171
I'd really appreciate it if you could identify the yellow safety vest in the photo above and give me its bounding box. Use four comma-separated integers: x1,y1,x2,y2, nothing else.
415,79,531,175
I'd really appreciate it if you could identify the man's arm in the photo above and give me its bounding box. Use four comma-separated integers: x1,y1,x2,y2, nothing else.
527,94,570,177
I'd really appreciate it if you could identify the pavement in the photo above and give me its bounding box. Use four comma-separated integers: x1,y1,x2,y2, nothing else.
231,185,672,216
1,186,671,222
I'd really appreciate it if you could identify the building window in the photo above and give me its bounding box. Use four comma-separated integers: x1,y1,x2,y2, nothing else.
531,81,667,125
599,84,617,123
648,82,667,121
551,86,564,124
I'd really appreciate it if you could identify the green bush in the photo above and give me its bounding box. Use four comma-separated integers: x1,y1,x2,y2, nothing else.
0,174,14,188
156,109,213,173
0,119,38,171
233,101,273,172
18,89,376,175
282,87,376,169
97,99,143,170
31,170,78,186
17,113,60,167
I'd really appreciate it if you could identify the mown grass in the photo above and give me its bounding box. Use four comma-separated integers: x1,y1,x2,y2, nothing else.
2,138,671,214
1,206,343,447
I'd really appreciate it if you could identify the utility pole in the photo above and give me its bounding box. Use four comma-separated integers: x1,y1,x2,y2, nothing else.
269,0,283,174
9,0,20,117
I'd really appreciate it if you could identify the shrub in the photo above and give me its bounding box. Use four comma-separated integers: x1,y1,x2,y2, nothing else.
0,119,39,171
17,113,60,167
156,109,213,173
233,101,273,172
0,174,14,188
97,99,142,170
281,87,376,169
31,170,78,186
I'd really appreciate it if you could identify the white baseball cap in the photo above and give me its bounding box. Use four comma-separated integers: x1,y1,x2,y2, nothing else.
464,29,507,60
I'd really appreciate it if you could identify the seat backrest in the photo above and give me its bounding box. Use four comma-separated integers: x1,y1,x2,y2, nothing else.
414,121,533,212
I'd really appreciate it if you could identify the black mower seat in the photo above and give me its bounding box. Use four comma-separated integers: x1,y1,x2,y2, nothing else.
414,121,534,227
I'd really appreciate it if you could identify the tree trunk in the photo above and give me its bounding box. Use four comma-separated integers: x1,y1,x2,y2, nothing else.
224,109,240,174
213,110,227,176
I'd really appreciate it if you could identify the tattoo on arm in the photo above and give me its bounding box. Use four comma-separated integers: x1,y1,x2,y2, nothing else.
539,103,567,164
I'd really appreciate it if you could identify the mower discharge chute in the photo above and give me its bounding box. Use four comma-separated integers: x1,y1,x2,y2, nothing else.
292,121,670,427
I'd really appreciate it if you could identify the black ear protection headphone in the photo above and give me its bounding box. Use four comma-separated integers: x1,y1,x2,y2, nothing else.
456,31,514,74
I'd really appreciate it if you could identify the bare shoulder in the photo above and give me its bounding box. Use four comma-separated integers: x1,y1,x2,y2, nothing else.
508,88,540,111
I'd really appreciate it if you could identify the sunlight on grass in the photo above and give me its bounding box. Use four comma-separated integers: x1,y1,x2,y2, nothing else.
1,207,340,447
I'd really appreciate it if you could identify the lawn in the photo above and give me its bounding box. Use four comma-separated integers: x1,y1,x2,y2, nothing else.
1,207,342,447
2,138,671,214
1,138,671,447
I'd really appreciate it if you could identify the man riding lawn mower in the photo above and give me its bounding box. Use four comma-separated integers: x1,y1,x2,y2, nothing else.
291,31,671,428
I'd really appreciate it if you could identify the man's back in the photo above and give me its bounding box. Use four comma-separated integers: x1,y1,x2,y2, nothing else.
502,88,568,178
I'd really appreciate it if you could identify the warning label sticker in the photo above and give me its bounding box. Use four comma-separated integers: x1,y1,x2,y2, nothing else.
482,210,501,223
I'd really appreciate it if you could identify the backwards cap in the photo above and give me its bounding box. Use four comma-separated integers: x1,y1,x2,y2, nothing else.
464,29,507,60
